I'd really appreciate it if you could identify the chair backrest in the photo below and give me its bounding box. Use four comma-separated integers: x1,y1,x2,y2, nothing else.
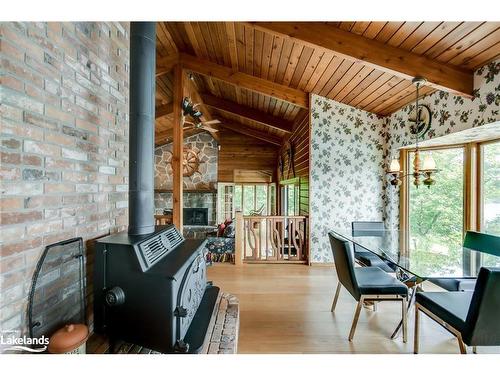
328,232,360,300
463,267,500,346
351,221,385,233
351,221,385,253
463,231,500,257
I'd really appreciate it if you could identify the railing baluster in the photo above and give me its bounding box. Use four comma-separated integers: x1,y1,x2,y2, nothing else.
239,215,308,263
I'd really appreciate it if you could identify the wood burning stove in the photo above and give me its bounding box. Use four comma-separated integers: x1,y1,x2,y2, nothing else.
92,22,219,354
93,225,219,353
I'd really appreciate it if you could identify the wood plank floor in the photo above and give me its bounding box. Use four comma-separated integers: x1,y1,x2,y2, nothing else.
208,263,500,354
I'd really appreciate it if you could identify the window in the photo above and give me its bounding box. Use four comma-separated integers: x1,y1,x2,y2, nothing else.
218,183,276,221
479,141,500,235
217,183,235,223
280,178,300,216
407,147,465,274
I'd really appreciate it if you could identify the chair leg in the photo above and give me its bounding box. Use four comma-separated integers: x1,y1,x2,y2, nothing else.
473,346,477,354
402,296,408,343
414,305,420,354
348,297,364,341
457,335,467,354
331,283,341,312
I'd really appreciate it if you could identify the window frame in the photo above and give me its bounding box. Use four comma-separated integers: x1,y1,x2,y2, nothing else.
399,138,500,254
218,182,276,221
476,138,500,232
279,177,301,216
401,144,466,254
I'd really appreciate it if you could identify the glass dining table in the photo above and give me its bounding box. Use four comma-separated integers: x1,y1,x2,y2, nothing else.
330,228,500,281
329,228,500,338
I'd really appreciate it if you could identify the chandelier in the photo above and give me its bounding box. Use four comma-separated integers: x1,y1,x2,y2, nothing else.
387,77,438,188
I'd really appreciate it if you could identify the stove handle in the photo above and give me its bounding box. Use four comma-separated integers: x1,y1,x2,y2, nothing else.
192,255,202,274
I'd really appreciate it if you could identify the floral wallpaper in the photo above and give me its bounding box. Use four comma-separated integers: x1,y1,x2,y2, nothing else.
310,59,500,263
383,59,500,229
310,95,387,263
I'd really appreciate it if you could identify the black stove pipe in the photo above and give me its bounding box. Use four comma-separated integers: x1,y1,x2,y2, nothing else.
128,22,156,235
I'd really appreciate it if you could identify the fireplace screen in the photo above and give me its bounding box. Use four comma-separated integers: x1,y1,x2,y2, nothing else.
27,238,86,339
184,208,209,226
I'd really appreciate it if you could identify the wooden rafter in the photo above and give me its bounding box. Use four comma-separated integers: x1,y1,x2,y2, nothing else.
155,103,173,119
249,22,474,98
156,54,179,77
178,53,309,108
218,123,282,146
200,93,293,134
185,77,221,143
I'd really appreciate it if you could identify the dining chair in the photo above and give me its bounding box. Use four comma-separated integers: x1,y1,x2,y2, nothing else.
414,267,500,354
429,231,500,291
328,232,409,341
351,221,396,273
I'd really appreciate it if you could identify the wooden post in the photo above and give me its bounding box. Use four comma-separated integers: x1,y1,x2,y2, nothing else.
172,64,184,231
235,210,244,266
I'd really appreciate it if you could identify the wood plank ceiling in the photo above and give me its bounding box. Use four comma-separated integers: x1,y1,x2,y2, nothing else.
155,22,500,146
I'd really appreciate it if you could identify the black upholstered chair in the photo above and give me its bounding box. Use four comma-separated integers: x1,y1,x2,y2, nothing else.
328,232,409,341
415,267,500,354
351,221,396,273
430,231,500,291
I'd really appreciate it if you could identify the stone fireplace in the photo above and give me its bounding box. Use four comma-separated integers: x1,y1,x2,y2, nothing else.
154,132,218,229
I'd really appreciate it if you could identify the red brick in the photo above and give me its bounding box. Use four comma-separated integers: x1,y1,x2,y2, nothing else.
1,211,43,225
1,58,44,90
0,103,23,121
1,118,44,141
23,140,60,157
23,112,59,131
1,238,43,257
22,154,43,166
0,197,24,211
0,74,24,93
1,138,21,150
44,183,74,193
24,195,61,209
1,151,21,164
45,104,75,125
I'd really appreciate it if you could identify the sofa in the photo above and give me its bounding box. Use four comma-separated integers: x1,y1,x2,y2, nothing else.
204,219,235,263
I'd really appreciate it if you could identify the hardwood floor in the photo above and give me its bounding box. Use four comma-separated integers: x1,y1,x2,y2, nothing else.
208,263,500,354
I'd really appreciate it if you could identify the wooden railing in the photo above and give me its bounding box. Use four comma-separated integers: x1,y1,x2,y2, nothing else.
235,211,307,264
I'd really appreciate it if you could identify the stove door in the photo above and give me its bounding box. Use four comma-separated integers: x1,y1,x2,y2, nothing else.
176,251,207,341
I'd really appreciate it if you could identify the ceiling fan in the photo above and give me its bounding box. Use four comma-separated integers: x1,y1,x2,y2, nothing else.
181,97,220,133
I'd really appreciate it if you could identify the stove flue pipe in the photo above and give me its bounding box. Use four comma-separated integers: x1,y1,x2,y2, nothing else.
128,22,156,235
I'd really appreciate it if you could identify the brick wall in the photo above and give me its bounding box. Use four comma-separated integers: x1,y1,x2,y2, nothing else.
0,22,130,338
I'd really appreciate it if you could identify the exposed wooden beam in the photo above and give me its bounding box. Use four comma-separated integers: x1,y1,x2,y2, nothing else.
155,128,203,146
178,53,309,108
155,103,173,119
184,78,221,143
250,22,474,98
172,64,183,230
200,93,293,134
156,54,179,77
218,123,282,146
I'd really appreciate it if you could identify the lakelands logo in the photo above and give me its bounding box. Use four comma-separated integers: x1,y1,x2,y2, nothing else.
1,331,49,353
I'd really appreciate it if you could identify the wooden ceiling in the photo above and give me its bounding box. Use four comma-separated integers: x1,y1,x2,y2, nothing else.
154,22,500,146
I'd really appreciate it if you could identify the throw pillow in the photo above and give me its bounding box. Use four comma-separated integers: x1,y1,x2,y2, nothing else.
223,220,235,238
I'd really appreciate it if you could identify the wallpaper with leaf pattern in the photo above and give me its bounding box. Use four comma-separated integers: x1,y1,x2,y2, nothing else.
310,60,500,263
310,96,387,263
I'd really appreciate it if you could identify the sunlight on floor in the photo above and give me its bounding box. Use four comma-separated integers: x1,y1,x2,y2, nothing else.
208,263,500,354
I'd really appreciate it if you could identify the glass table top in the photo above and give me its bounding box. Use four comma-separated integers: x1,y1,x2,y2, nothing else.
330,228,500,280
